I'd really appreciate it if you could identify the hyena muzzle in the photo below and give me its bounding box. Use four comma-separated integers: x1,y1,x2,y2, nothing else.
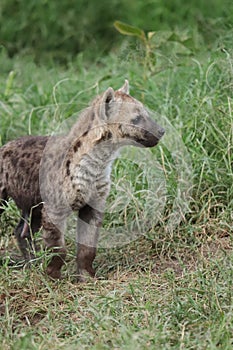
0,80,165,281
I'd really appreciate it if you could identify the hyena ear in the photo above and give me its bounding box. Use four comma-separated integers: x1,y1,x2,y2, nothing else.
100,87,115,120
118,80,129,94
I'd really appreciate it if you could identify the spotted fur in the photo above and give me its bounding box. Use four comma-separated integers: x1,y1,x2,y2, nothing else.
0,81,165,281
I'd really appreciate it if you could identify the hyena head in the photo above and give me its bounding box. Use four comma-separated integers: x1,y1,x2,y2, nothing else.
93,80,165,148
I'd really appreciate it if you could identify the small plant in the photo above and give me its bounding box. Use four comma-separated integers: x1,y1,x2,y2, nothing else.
114,21,192,79
114,21,157,76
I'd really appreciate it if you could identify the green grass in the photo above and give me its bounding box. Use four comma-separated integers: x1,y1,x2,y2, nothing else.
0,242,232,349
1,0,233,61
0,6,233,349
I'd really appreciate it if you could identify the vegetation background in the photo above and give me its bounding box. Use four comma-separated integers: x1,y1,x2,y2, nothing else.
0,0,232,349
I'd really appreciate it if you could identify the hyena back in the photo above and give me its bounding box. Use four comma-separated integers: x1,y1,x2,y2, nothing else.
0,80,165,281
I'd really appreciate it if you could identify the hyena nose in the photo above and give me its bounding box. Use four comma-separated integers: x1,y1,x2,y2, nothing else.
158,127,165,139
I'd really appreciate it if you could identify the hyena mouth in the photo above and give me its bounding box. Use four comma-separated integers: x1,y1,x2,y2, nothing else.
137,128,165,148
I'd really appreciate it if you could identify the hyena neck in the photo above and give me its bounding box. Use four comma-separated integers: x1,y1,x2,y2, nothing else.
86,141,119,179
67,108,120,180
79,130,120,179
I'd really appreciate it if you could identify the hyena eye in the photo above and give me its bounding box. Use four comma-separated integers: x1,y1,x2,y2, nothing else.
131,115,143,125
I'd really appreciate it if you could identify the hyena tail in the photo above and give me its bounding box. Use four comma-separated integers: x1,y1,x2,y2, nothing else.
15,207,42,260
0,188,8,216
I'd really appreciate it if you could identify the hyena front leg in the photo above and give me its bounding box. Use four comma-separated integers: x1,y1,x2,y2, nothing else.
77,204,104,282
42,208,67,279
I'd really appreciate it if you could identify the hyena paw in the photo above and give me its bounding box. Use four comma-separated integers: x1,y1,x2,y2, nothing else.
46,265,62,279
76,267,96,283
45,248,66,279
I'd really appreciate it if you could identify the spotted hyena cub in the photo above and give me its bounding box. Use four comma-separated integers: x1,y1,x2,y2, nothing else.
0,80,165,281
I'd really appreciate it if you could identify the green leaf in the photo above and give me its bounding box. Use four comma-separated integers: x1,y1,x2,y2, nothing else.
150,31,173,46
114,21,145,40
168,41,192,55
